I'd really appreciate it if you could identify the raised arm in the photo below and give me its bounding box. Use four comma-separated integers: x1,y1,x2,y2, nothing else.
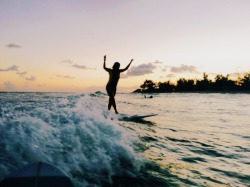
103,55,111,72
120,59,133,72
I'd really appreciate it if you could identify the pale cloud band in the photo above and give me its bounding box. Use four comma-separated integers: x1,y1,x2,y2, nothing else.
127,63,157,76
60,60,96,70
57,75,75,79
72,64,87,69
25,76,36,81
0,65,19,72
170,64,199,74
0,65,36,81
5,43,21,48
60,60,73,64
166,73,176,78
122,61,200,78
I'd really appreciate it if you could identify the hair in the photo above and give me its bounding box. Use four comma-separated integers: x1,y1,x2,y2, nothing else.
112,62,120,70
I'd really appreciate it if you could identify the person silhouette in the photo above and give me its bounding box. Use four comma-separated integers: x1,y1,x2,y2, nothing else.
103,55,133,114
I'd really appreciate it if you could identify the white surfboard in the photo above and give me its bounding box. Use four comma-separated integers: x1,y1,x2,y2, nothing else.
120,114,158,121
0,162,75,187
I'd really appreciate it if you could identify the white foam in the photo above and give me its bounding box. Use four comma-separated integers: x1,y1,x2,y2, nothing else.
0,93,142,187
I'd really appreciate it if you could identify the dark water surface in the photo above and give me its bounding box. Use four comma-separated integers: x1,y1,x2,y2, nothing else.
0,92,249,186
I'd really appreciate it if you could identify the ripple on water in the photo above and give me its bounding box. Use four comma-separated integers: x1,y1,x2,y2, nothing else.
209,167,250,184
182,157,207,163
140,136,158,142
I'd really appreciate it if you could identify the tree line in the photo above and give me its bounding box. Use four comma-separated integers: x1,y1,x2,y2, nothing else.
133,72,250,93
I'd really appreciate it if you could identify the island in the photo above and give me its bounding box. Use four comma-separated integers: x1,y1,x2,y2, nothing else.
133,73,250,93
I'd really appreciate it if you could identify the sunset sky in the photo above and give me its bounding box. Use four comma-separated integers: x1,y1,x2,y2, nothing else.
1,0,250,92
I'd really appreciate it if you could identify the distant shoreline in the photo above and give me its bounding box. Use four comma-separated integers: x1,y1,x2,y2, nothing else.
133,90,250,94
1,90,250,94
133,72,250,94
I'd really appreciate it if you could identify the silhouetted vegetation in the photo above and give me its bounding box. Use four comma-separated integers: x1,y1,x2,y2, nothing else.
133,72,250,93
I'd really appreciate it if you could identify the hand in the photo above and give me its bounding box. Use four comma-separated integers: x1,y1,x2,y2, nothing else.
104,55,106,61
130,59,133,63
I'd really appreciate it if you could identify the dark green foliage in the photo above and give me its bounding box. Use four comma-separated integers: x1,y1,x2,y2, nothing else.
158,81,175,92
177,79,195,91
140,80,157,92
241,73,250,90
134,72,250,93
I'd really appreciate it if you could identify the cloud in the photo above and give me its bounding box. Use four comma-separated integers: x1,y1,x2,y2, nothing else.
153,60,163,64
170,64,199,74
72,64,87,69
166,73,176,78
57,75,75,79
60,60,96,70
72,64,96,70
17,71,27,77
160,73,176,79
0,65,19,72
127,63,157,76
5,43,21,48
120,73,128,78
0,65,35,81
161,67,168,72
60,60,73,64
25,76,36,81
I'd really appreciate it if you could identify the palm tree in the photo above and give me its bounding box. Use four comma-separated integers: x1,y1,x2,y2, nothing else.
140,80,157,92
241,73,250,90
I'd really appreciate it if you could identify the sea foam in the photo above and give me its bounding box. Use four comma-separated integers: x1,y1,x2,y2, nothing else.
0,93,142,187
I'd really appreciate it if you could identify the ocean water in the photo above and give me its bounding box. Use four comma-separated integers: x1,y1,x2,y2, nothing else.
0,92,249,187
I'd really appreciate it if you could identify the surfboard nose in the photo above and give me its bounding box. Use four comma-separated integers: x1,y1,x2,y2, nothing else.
0,162,75,187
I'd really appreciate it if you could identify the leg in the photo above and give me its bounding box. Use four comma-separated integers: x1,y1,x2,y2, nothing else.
109,94,118,114
106,85,118,114
112,88,118,114
108,98,112,110
112,97,119,114
106,85,112,110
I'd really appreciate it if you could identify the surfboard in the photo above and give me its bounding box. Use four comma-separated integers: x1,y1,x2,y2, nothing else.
0,161,75,187
120,114,158,121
